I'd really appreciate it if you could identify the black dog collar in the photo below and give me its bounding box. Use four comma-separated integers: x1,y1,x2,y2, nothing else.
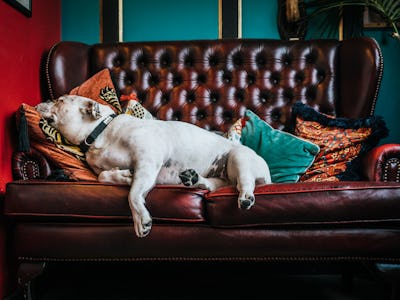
79,114,117,153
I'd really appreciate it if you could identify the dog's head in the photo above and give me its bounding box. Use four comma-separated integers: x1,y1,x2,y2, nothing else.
36,95,115,145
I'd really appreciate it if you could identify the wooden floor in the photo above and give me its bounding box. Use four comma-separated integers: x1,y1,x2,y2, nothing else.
8,261,387,300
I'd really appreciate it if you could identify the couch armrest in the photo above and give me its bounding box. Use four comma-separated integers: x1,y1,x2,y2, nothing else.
12,149,52,180
362,144,400,182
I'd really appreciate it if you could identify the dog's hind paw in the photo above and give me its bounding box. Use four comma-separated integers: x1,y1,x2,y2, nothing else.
179,169,199,186
238,194,255,210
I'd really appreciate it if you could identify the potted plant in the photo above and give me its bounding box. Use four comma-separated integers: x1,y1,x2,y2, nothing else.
304,0,400,40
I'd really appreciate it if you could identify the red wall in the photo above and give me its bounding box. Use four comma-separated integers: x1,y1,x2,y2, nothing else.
0,0,60,296
0,0,61,193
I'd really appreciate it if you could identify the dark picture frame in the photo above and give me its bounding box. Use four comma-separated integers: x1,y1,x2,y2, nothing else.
4,0,32,17
363,7,391,29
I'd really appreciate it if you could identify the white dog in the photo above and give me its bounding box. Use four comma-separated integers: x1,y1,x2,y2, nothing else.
37,95,271,237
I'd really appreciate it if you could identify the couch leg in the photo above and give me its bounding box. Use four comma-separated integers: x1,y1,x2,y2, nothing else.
375,263,400,300
17,262,46,300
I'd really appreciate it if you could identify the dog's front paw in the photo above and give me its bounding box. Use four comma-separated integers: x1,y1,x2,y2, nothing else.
179,169,199,186
238,193,255,210
133,213,153,238
141,220,153,237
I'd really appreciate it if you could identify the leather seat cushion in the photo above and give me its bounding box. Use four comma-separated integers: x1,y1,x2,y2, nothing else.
6,181,400,228
5,181,207,223
205,181,400,227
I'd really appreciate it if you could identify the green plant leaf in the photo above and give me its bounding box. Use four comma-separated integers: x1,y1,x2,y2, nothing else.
304,0,400,39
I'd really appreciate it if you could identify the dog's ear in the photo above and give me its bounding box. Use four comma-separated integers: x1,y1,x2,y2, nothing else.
36,101,56,123
36,101,52,115
81,101,102,120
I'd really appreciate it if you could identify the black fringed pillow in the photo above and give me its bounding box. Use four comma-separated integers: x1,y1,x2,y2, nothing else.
291,102,389,182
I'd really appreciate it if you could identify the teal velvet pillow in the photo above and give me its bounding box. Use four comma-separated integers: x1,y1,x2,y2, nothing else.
240,110,320,183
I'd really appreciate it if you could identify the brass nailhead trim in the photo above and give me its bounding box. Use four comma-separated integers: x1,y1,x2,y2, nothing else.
21,160,39,180
370,39,384,116
45,43,60,101
383,158,400,182
18,256,400,263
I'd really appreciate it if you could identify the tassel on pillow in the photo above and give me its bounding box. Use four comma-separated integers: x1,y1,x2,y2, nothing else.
17,106,31,152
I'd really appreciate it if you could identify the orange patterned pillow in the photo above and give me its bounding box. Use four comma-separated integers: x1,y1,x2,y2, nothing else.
69,68,122,114
292,102,388,182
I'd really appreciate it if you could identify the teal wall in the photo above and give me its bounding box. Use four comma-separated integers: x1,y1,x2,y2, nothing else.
242,0,279,38
366,30,400,144
61,0,100,44
61,0,399,143
123,0,218,41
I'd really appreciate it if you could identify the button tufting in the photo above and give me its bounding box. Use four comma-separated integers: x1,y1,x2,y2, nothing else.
283,88,294,102
173,73,183,86
113,56,124,67
160,51,172,68
172,111,182,121
317,69,326,82
186,90,196,103
255,51,267,69
196,73,207,84
282,53,292,66
197,73,207,85
271,108,282,122
306,86,317,101
184,52,195,67
137,53,149,68
148,73,160,86
136,91,147,103
295,71,305,84
259,90,271,104
232,51,244,67
222,111,233,122
222,70,232,84
305,50,317,64
161,92,170,104
124,72,136,86
270,72,281,85
235,88,245,102
196,110,207,120
81,41,343,134
208,53,220,67
209,90,220,103
246,73,256,85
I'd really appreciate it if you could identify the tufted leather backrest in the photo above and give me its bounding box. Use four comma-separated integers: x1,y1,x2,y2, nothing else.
44,37,383,132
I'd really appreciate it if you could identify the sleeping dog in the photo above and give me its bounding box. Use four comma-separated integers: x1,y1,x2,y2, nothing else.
37,95,271,237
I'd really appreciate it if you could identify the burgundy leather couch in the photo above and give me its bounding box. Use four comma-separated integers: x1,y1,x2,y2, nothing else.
4,37,400,298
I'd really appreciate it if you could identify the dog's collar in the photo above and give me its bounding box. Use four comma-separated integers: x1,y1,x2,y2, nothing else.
79,114,117,153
